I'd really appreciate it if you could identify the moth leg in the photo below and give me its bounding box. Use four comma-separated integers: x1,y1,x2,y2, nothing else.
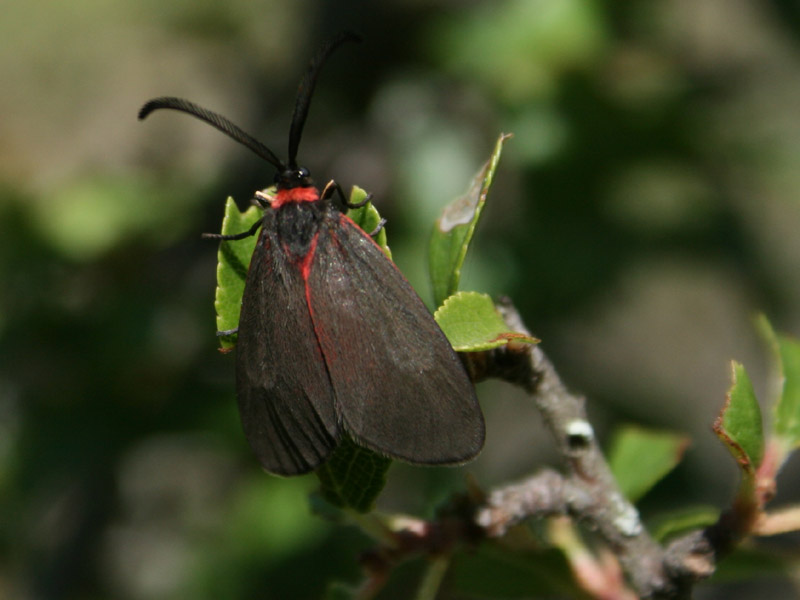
347,192,374,209
202,219,262,241
321,179,373,210
253,189,273,208
320,179,348,207
367,218,387,237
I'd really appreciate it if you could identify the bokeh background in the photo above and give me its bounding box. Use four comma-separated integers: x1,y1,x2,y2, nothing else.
3,0,800,598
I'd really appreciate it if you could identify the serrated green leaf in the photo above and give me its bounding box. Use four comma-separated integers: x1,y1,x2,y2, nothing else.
214,197,262,349
607,425,689,503
713,361,764,476
433,291,537,352
429,133,511,307
315,435,392,513
346,185,391,259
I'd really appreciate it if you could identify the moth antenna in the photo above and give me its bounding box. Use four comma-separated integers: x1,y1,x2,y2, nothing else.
138,97,285,171
287,31,361,169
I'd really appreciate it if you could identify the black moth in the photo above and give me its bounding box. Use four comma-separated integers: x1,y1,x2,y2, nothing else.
139,33,485,475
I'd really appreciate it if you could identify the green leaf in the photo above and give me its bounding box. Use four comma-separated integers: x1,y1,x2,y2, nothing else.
757,314,800,454
315,435,392,513
429,133,511,307
607,425,689,503
450,544,581,598
324,582,358,600
713,361,764,477
711,546,794,582
346,185,391,259
774,336,800,440
416,556,450,600
433,291,538,352
214,197,262,349
773,334,800,447
651,505,721,543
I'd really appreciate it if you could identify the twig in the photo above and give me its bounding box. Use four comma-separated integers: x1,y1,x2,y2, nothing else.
357,298,777,599
469,298,676,598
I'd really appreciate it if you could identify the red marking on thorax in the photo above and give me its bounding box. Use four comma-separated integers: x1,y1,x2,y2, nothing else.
272,186,319,209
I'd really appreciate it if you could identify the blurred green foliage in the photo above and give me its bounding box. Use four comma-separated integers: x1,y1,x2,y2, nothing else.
3,0,800,598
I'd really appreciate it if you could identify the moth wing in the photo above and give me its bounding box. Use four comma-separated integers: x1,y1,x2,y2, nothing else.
235,218,340,475
307,213,485,464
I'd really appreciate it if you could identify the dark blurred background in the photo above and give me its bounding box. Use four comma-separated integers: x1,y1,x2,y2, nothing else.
2,1,800,598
